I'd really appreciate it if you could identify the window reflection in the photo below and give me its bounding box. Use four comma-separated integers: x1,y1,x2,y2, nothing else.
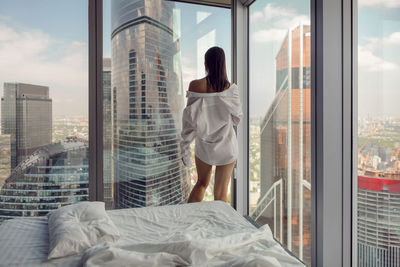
104,0,231,208
249,0,311,264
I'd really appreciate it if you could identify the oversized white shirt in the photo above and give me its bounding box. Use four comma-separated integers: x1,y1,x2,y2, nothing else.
180,84,243,167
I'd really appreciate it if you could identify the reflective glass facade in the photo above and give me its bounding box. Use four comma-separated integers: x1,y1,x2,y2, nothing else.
103,58,113,209
249,1,311,264
1,83,52,168
0,137,88,222
111,0,190,208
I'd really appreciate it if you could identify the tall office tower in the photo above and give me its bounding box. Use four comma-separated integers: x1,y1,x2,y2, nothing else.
357,175,400,266
1,83,52,168
251,25,311,264
0,137,88,222
103,58,113,209
111,0,190,208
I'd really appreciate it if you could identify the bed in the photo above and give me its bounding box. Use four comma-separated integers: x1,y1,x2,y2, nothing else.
0,201,304,266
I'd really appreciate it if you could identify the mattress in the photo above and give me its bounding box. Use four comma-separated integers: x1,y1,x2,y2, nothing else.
0,201,304,266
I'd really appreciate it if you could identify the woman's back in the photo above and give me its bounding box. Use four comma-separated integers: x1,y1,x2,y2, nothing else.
188,77,231,94
182,46,241,203
181,82,242,166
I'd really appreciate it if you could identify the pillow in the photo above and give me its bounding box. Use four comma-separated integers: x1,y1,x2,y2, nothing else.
47,201,120,259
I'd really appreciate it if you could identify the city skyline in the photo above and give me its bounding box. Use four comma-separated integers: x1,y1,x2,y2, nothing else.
0,0,231,118
249,0,400,117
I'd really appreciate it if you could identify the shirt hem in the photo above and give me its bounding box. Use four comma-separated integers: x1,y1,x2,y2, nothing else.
194,153,237,166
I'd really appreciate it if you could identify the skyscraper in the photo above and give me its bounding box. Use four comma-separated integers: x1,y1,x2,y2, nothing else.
251,25,311,264
357,175,400,265
0,137,89,222
103,58,113,209
1,83,52,168
111,0,190,208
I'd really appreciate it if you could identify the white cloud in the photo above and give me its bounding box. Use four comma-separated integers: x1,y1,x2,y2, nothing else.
249,3,309,44
251,29,287,43
249,11,263,23
181,56,196,91
250,3,309,26
358,45,399,72
359,0,400,8
0,22,88,116
384,32,400,45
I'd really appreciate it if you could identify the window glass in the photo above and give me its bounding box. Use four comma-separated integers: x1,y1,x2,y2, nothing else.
249,0,311,264
0,0,89,222
103,0,231,209
357,1,400,265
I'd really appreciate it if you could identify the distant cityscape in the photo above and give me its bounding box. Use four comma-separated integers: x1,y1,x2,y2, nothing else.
0,0,215,220
0,0,397,265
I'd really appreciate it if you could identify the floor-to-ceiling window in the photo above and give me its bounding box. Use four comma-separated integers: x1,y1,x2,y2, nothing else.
102,0,231,209
0,0,89,222
356,1,400,266
248,0,311,264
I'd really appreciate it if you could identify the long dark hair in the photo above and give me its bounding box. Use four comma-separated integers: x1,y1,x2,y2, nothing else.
204,46,229,92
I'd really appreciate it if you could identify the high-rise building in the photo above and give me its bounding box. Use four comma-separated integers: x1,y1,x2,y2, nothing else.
0,137,88,222
103,58,113,209
111,0,190,208
251,25,311,264
358,175,400,265
1,83,52,168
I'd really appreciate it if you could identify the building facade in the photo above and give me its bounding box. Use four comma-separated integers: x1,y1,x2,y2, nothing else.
103,58,113,209
358,175,400,266
251,24,311,264
0,134,11,187
1,83,52,168
0,137,88,222
111,0,190,208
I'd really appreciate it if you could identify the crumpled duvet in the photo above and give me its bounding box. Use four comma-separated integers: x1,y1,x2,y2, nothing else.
81,225,304,267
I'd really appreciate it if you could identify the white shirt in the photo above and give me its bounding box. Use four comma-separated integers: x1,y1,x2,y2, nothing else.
180,84,243,167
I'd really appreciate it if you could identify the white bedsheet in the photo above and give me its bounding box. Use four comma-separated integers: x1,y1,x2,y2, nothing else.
0,201,304,267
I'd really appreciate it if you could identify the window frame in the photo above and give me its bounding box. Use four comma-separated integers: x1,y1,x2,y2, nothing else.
89,0,356,265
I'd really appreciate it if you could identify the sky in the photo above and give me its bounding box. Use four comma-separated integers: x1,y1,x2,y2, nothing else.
0,0,398,119
248,0,400,118
0,0,230,118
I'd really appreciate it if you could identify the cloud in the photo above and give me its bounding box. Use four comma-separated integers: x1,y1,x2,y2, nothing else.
181,56,196,91
384,32,400,45
0,21,88,116
249,11,263,23
249,3,309,44
250,3,309,26
359,0,400,8
358,45,399,72
250,3,295,23
251,29,287,43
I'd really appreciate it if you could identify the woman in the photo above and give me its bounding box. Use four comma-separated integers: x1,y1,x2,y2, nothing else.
180,46,243,203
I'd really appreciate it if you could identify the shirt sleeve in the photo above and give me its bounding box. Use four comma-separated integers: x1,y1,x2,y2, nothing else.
180,102,195,167
231,89,243,126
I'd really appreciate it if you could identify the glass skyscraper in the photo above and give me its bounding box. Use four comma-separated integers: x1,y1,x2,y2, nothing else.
0,137,88,222
251,24,311,264
103,58,113,209
1,83,52,169
111,0,190,208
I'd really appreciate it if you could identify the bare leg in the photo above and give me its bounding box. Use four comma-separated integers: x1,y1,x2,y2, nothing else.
188,156,212,203
214,161,236,202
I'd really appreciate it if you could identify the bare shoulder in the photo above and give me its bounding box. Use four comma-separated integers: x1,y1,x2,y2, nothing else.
188,78,207,93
